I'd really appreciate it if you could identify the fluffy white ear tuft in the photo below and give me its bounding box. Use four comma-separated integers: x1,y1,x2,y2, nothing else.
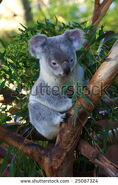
29,34,47,59
64,29,86,51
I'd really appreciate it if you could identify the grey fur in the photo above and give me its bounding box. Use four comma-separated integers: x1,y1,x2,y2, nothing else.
28,29,86,139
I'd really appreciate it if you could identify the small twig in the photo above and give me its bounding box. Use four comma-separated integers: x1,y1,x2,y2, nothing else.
78,140,118,177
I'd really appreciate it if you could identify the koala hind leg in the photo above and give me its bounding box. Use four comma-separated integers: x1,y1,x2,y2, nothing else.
28,102,66,139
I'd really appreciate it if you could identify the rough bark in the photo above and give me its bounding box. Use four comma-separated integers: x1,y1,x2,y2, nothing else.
78,140,118,177
0,126,47,169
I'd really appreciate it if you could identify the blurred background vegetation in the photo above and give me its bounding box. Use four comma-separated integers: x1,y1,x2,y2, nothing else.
0,0,118,35
0,0,118,177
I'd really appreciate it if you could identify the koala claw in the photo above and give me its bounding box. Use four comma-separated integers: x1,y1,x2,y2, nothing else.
54,113,66,125
60,113,66,120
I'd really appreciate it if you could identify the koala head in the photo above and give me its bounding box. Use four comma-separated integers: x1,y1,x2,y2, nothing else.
29,29,85,77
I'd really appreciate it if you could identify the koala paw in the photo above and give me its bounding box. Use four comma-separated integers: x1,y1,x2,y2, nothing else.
54,113,66,125
60,113,67,120
59,98,72,112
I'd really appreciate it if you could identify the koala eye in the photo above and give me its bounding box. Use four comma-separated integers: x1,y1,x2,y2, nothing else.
51,61,58,67
70,58,74,63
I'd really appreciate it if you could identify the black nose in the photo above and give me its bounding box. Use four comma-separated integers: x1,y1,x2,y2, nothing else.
62,62,70,75
63,66,70,75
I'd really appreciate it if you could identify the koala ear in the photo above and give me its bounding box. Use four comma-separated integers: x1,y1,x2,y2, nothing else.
29,34,47,59
64,29,85,51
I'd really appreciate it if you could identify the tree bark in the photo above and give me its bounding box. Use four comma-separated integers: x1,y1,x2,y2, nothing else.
21,0,33,23
78,140,118,177
0,126,47,169
92,0,112,27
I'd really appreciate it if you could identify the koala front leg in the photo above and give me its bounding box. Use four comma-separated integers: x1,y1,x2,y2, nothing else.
53,112,66,125
57,98,72,112
30,93,73,113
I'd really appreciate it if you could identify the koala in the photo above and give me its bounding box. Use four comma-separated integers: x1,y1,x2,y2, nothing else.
28,29,86,139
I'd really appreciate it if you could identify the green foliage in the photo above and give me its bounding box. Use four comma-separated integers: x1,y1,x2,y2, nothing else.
30,1,118,32
0,147,43,177
32,0,84,23
74,155,95,176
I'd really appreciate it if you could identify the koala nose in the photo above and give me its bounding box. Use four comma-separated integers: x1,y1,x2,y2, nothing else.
62,61,70,75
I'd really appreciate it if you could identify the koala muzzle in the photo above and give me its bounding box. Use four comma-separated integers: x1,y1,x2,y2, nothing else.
62,62,71,75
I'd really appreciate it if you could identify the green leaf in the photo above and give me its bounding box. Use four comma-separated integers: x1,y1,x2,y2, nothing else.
61,80,71,94
10,163,15,177
0,80,5,88
79,93,94,106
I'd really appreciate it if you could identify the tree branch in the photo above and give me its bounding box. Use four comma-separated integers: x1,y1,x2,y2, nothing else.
95,0,100,9
92,0,112,27
21,0,33,23
78,140,118,177
0,126,47,169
